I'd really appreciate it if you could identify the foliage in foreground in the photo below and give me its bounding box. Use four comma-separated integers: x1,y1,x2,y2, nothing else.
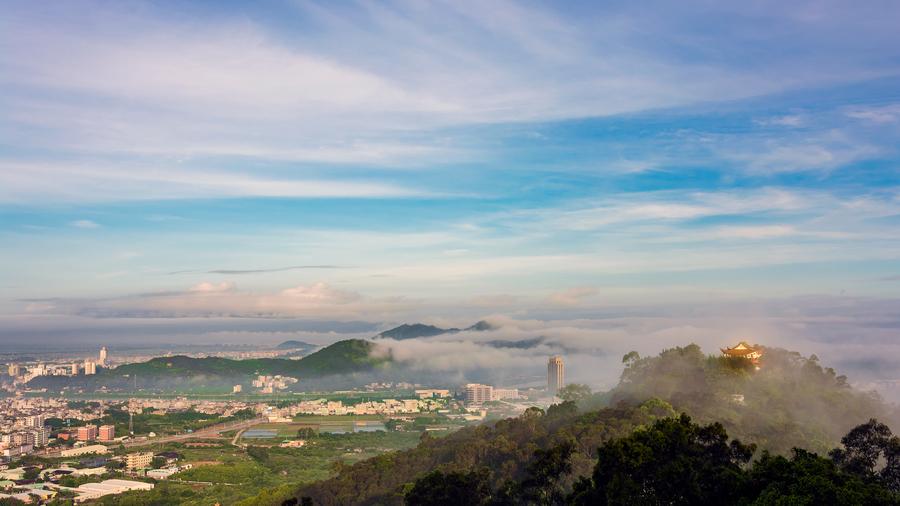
403,415,900,506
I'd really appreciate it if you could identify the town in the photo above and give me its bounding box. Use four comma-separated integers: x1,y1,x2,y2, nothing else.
0,347,571,504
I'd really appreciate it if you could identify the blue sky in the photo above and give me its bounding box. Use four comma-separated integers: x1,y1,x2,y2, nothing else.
1,1,900,377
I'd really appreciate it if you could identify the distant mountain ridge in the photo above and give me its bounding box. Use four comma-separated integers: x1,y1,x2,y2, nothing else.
375,320,497,340
275,340,317,351
372,321,589,354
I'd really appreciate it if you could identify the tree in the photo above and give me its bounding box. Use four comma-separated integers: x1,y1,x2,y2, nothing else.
882,436,900,492
517,441,575,505
247,445,270,463
297,427,317,439
571,414,755,505
749,448,899,505
830,418,900,493
405,469,493,506
556,384,591,403
622,351,640,365
22,467,40,480
830,418,894,476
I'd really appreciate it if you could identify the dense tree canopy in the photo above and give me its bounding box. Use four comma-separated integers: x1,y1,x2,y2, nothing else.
402,416,900,506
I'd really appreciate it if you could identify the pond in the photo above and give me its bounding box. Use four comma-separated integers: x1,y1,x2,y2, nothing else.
242,429,278,438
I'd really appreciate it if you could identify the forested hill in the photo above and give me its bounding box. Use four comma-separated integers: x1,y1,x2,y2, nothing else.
27,339,388,391
292,344,900,505
297,401,669,506
605,344,899,455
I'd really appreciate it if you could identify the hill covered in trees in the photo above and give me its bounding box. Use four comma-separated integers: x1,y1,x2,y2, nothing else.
605,344,897,455
28,339,389,392
291,343,900,505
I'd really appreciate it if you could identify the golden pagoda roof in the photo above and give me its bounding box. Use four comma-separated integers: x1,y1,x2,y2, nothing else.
720,341,760,356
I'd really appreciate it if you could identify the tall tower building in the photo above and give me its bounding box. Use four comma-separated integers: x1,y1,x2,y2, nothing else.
84,360,97,375
99,346,108,367
7,363,20,377
547,356,565,395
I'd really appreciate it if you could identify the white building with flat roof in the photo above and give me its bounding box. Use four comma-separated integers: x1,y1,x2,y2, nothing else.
74,479,153,503
61,444,108,457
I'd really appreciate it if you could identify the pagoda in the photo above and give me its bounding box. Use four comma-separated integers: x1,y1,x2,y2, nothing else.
721,341,763,366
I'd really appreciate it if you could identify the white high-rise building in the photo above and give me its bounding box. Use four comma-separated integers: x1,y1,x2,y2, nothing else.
548,356,565,395
70,363,80,376
84,360,97,375
7,363,20,377
25,414,44,428
99,346,108,367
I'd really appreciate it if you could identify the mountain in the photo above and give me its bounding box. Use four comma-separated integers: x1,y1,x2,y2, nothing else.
27,339,387,391
291,338,387,376
375,323,456,340
375,320,496,340
465,320,497,331
484,336,547,349
290,343,900,505
274,340,317,351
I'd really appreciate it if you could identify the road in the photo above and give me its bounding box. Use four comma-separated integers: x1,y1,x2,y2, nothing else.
123,416,267,448
34,416,268,457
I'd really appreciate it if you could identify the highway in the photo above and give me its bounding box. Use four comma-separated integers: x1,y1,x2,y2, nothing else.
38,416,269,456
122,416,267,448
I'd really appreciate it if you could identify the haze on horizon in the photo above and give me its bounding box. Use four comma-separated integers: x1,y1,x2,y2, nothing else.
1,1,900,393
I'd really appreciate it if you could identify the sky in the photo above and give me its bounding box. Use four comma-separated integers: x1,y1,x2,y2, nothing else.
1,1,900,389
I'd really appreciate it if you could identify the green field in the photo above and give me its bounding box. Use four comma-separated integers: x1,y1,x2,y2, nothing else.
93,429,423,506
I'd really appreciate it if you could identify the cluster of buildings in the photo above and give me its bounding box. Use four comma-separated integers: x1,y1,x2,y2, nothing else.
262,397,444,419
463,384,520,406
4,347,109,384
250,374,298,393
414,389,451,399
364,381,416,390
73,424,115,442
1,414,50,459
123,397,250,417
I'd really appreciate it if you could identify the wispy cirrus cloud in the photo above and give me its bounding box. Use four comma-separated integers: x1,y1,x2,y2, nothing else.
0,161,431,203
169,265,346,276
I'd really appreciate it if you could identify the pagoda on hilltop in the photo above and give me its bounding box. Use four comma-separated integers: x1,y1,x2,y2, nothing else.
721,341,763,367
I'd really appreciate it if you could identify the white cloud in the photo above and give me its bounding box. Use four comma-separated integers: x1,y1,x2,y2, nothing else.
547,287,598,306
189,281,236,293
845,104,900,124
0,161,429,203
712,225,796,240
280,282,360,304
2,0,888,173
71,219,100,229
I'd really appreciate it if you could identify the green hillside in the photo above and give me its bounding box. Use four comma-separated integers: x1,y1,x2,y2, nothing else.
290,343,900,505
27,339,388,391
